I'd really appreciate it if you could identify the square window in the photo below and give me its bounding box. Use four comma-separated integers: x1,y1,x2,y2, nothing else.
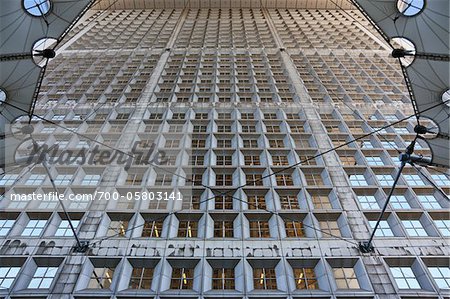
142,220,163,237
129,267,153,289
212,268,235,289
390,267,421,289
357,195,380,209
178,220,197,238
349,174,368,186
401,220,428,237
28,267,58,289
418,195,441,209
390,195,410,209
170,268,194,289
0,267,20,289
253,268,277,290
333,267,360,289
369,220,394,237
0,219,15,237
55,220,80,237
294,267,318,290
434,220,450,237
249,220,270,238
22,219,47,237
428,267,450,289
88,267,115,289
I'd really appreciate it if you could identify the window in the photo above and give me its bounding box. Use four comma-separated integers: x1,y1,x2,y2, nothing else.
247,195,266,210
402,220,428,236
403,174,425,186
216,174,233,186
81,174,101,186
253,268,277,290
0,267,20,289
369,220,394,237
212,268,235,289
0,174,19,186
129,267,153,289
170,268,193,289
349,174,368,186
280,195,299,209
246,174,263,186
0,219,15,236
22,219,47,236
333,267,360,289
216,155,232,166
366,156,384,166
390,195,410,209
142,220,163,237
319,220,341,237
418,195,441,209
249,220,270,238
215,195,233,210
377,174,395,186
272,155,289,166
294,268,318,289
434,220,450,237
244,155,260,166
357,195,380,209
88,267,115,289
26,174,46,185
214,220,233,238
54,174,73,185
126,173,143,185
389,267,420,289
312,195,332,209
155,174,172,186
28,267,58,289
107,220,129,237
285,221,304,237
269,139,285,148
55,220,80,237
428,267,450,289
178,221,197,238
276,174,293,186
431,174,450,187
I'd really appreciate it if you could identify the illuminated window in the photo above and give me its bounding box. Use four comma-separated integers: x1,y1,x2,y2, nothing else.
285,220,304,237
107,220,129,237
178,220,197,238
246,174,263,186
247,195,266,210
276,174,293,186
88,267,115,289
212,268,235,289
311,194,332,209
129,267,153,289
215,195,233,210
142,220,163,237
253,268,277,290
214,220,234,238
249,220,270,238
280,195,300,209
319,220,341,237
333,267,360,289
294,268,318,289
272,155,289,166
170,268,193,289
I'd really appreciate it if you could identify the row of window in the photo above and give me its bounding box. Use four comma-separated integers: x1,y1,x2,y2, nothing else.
1,211,448,239
0,257,447,293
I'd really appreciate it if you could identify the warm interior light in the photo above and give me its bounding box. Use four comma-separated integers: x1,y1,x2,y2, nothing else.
188,225,192,237
259,272,264,284
297,271,304,284
154,226,159,237
182,272,187,284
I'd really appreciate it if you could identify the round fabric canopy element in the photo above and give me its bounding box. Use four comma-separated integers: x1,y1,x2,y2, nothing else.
397,0,425,16
23,0,52,17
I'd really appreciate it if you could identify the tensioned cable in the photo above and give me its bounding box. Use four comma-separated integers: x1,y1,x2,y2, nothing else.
411,165,450,200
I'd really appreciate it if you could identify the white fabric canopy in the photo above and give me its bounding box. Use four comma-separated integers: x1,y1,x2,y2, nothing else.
353,0,450,167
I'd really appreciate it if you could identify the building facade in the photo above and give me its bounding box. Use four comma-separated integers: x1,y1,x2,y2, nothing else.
0,1,449,298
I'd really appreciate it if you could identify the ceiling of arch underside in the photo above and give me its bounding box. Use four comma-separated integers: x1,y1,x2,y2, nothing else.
91,0,354,9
